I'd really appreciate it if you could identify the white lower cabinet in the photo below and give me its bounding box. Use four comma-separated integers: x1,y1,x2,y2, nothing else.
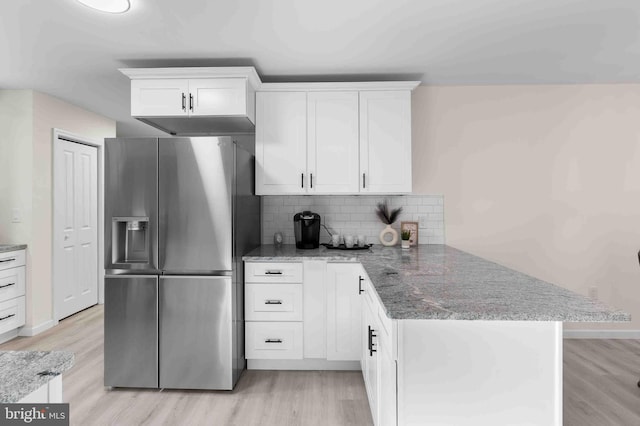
361,274,398,426
245,322,303,360
362,297,380,424
244,261,304,361
326,263,362,361
0,250,26,344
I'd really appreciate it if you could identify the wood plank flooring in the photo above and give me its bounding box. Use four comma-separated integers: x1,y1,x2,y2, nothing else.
1,305,639,425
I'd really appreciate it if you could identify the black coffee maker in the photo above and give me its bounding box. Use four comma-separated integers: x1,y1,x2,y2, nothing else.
293,211,321,249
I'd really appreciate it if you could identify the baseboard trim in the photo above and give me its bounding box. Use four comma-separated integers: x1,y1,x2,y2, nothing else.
19,319,58,337
248,359,361,371
0,329,19,344
563,329,640,339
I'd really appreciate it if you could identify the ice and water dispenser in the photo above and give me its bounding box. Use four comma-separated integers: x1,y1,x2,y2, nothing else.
112,217,150,264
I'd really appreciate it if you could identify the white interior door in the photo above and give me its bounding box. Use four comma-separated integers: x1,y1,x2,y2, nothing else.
54,139,98,320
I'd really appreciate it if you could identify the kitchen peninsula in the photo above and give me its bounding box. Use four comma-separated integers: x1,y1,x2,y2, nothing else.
243,244,629,426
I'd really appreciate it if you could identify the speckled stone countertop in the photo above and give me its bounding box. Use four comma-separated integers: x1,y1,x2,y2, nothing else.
0,351,74,403
0,244,27,254
243,245,630,322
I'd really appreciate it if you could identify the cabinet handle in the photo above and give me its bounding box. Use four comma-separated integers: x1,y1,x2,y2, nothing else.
181,92,186,112
0,282,16,289
265,300,283,305
358,276,364,295
301,173,304,188
264,270,282,275
310,173,313,189
265,338,283,343
0,258,16,263
189,93,194,112
368,325,377,357
363,173,366,189
0,313,16,322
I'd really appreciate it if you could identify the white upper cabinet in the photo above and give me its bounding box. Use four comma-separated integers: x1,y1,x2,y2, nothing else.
256,92,308,195
131,79,189,117
359,90,412,194
307,92,360,194
189,78,252,118
121,67,261,135
256,82,418,195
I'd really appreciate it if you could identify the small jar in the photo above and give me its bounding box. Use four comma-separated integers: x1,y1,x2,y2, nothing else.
344,235,355,248
274,232,283,247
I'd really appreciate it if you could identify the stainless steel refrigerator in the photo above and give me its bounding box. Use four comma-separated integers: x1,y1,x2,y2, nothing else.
103,136,260,390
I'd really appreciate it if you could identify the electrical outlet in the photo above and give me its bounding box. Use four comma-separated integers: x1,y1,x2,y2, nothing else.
588,286,598,300
418,215,428,228
11,208,21,223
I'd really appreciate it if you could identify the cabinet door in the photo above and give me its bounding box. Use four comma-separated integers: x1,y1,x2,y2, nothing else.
359,91,412,193
189,78,248,118
131,79,189,117
378,331,397,426
307,92,359,193
362,299,379,424
256,92,308,195
326,263,362,361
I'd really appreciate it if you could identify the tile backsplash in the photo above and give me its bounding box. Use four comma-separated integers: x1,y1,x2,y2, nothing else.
261,195,445,246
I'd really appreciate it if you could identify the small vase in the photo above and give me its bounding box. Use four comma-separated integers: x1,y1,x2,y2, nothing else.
379,224,398,246
401,240,410,249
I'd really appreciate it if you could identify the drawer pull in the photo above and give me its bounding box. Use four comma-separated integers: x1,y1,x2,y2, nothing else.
264,270,283,275
0,282,16,289
0,258,16,263
264,300,283,305
368,325,377,357
0,313,16,322
265,338,283,343
358,276,365,295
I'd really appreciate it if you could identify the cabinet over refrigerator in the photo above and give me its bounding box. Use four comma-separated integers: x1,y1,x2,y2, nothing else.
103,136,260,390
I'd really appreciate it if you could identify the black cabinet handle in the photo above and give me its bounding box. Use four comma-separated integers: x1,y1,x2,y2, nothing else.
0,282,16,289
0,313,15,322
363,173,366,189
0,258,16,263
265,270,283,275
181,93,186,111
265,338,283,343
368,325,377,356
265,300,283,305
358,276,364,295
301,173,304,188
310,173,313,188
189,93,194,112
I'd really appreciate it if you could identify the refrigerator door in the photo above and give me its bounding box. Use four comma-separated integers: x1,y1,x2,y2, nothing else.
159,137,234,273
104,138,159,274
159,276,234,390
104,275,158,388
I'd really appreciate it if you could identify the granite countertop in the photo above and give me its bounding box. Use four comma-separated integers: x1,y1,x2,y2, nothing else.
0,244,27,254
0,351,74,403
243,244,631,322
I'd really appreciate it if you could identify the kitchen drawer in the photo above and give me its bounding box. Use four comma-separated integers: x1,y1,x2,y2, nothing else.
0,250,26,271
0,296,25,335
245,322,303,360
0,266,25,303
245,284,303,321
245,262,303,283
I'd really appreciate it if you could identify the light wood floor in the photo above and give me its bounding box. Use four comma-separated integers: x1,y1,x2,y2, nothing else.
1,306,639,425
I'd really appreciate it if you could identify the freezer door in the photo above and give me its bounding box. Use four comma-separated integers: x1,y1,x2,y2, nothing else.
159,276,234,390
104,275,158,388
159,137,233,273
104,138,159,273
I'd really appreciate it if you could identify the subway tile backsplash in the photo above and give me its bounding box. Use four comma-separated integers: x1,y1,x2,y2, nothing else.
261,195,445,245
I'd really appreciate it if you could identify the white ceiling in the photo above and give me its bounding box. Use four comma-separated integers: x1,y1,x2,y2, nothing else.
2,0,639,135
